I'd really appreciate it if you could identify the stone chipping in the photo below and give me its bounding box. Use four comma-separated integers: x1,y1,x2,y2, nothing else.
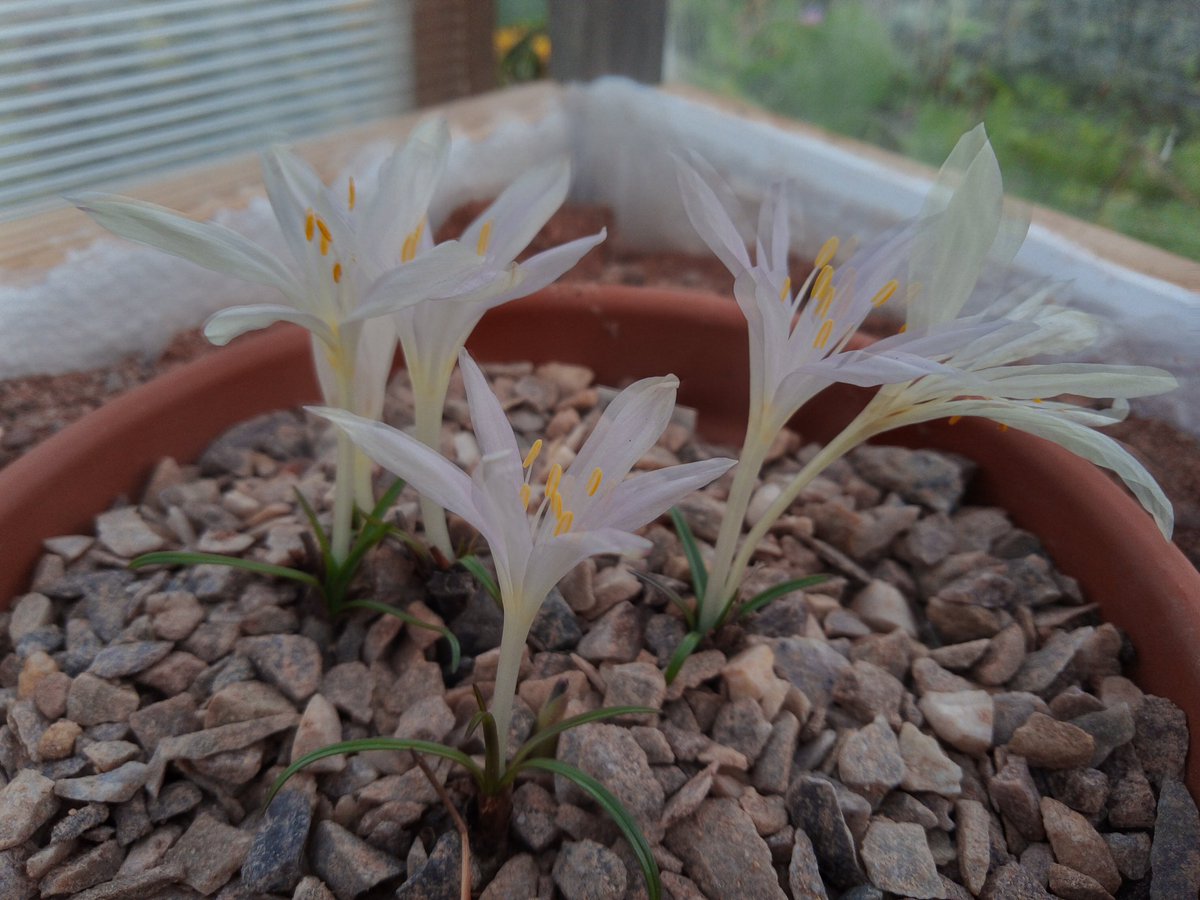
0,359,1194,898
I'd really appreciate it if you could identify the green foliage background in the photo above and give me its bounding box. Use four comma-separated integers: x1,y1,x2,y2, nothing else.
668,0,1200,260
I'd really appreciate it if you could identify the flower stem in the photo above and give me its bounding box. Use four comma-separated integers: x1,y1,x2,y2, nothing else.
330,360,358,564
490,607,536,764
411,364,455,559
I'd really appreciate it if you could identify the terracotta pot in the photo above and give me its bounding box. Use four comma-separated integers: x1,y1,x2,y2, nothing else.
1,283,1197,794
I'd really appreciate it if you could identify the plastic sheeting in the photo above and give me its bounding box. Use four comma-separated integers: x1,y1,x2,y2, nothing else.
2,78,1197,429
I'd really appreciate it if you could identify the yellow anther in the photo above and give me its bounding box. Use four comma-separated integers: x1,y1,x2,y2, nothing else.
814,236,840,270
813,318,834,349
586,467,603,497
779,276,791,303
551,491,563,519
316,218,332,242
812,265,833,299
348,177,356,211
1033,398,1044,404
554,511,574,536
522,439,543,470
320,236,331,257
519,483,532,510
476,220,493,256
898,323,908,334
400,220,425,263
331,262,342,283
998,423,1010,433
948,415,962,425
545,463,563,498
872,279,899,308
815,281,836,319
305,210,315,241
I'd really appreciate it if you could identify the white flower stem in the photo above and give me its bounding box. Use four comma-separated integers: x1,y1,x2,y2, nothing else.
490,605,536,763
720,414,873,601
698,417,772,632
410,359,456,559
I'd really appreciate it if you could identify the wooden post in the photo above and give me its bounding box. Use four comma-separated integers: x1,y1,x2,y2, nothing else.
548,0,667,83
412,0,497,106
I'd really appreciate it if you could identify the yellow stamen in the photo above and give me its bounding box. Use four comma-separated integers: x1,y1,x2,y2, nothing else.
519,483,532,510
316,218,332,242
348,177,356,211
1033,398,1043,404
999,423,1010,433
304,210,315,241
586,467,603,497
779,276,791,303
320,236,330,257
813,318,834,349
814,235,839,270
948,415,962,425
812,265,833,302
815,280,836,319
898,324,908,334
522,439,543,470
401,219,425,263
872,279,899,308
554,511,574,536
551,491,563,519
476,220,493,256
331,262,342,283
545,463,562,498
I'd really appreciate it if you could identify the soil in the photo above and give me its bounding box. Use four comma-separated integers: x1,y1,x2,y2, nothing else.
2,204,1198,571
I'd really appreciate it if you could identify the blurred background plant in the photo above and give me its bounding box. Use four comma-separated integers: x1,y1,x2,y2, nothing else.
496,0,551,84
666,0,1200,260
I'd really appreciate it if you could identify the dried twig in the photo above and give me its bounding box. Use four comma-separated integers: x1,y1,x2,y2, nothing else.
412,752,472,900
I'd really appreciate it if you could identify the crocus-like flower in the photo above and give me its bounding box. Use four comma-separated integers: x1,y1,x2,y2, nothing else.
676,153,998,627
74,120,483,560
314,350,735,753
725,128,1177,595
350,158,607,557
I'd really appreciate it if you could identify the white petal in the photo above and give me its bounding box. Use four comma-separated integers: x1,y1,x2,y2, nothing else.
350,316,398,421
458,351,522,474
203,304,336,347
567,374,680,501
352,242,488,321
461,158,570,264
260,146,330,263
309,406,481,526
519,529,652,616
582,458,736,533
674,155,753,274
73,193,297,294
475,230,607,307
362,118,450,255
979,364,1176,399
907,128,1004,328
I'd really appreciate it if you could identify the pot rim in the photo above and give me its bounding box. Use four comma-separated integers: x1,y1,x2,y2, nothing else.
1,282,1196,791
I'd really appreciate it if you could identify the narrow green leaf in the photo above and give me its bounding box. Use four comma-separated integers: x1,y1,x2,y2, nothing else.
508,705,658,774
664,630,704,685
129,551,321,588
457,554,502,607
523,758,661,900
293,488,332,561
734,574,829,621
669,507,707,599
341,599,461,672
630,569,695,629
267,737,483,804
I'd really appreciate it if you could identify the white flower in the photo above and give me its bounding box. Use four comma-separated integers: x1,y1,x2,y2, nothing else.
676,154,986,437
348,157,606,556
313,349,734,747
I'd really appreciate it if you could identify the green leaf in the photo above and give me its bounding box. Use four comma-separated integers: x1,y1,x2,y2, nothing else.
734,574,828,621
523,758,661,900
508,705,658,775
293,488,332,561
457,554,502,607
129,551,321,588
630,569,695,629
340,599,462,672
267,737,484,804
669,507,708,599
664,630,704,685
